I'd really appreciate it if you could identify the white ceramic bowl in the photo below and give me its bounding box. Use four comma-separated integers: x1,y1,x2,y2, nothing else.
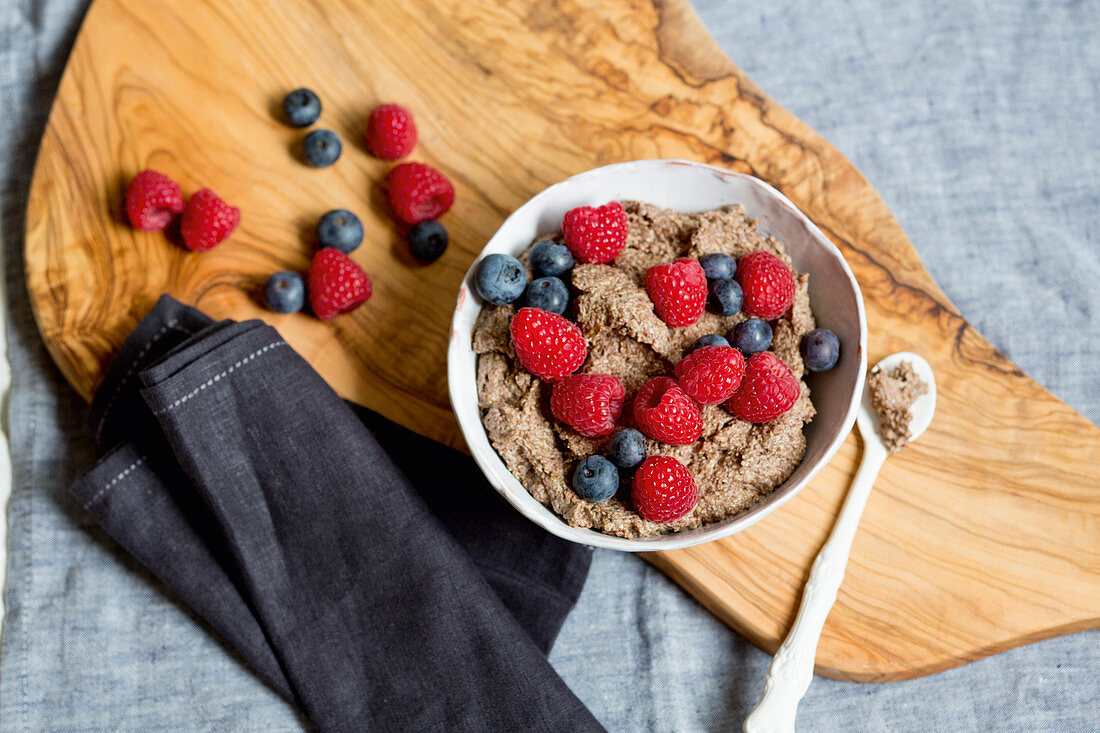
447,160,867,552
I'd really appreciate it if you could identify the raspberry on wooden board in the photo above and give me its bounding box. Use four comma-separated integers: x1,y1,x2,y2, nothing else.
386,162,454,224
366,104,417,160
307,248,372,320
180,188,239,252
125,170,184,231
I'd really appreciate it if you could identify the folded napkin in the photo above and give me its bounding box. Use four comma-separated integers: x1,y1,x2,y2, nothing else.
71,296,603,732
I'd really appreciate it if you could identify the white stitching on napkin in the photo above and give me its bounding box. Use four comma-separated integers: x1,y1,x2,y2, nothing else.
151,341,287,415
85,455,147,507
94,320,179,441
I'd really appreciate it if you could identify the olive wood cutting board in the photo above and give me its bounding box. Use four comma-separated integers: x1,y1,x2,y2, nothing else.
25,0,1099,681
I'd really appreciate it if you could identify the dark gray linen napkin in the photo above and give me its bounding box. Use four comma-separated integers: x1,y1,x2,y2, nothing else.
71,296,602,732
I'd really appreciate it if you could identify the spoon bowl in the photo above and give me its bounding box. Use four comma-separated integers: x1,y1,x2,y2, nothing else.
857,351,938,449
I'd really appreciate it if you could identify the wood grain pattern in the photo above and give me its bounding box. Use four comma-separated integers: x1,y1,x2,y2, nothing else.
25,0,1100,681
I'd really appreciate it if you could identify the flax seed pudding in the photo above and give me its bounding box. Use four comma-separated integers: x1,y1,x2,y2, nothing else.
470,199,843,540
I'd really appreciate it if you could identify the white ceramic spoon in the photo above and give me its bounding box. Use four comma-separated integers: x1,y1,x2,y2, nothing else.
743,352,937,733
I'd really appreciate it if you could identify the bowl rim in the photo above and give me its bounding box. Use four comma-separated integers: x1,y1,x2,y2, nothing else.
447,159,867,552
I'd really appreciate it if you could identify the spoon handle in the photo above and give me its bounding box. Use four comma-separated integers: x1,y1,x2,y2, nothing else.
744,441,889,733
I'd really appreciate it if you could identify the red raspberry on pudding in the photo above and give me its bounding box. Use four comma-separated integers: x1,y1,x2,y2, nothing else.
726,351,800,423
645,257,708,327
674,345,746,406
550,374,626,438
509,307,587,382
632,456,698,523
735,251,796,320
562,202,628,264
633,376,703,445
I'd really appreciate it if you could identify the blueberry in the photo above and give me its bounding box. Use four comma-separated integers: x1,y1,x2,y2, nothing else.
317,209,363,253
699,253,736,281
530,241,574,278
708,278,743,316
693,334,730,351
523,276,569,314
282,88,321,128
608,429,647,470
730,318,773,356
572,455,619,503
408,220,448,263
475,253,527,305
263,271,305,313
801,328,841,372
302,129,342,167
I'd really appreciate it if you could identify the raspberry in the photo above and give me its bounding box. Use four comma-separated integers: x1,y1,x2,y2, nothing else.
125,170,184,231
386,162,454,224
725,351,800,423
307,248,372,320
735,251,796,320
674,345,746,405
509,307,587,381
550,374,625,437
631,456,697,523
366,104,417,160
645,257,708,327
179,188,240,252
633,376,703,445
562,201,628,264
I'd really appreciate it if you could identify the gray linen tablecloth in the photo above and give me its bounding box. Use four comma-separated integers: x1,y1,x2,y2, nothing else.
2,0,1097,730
